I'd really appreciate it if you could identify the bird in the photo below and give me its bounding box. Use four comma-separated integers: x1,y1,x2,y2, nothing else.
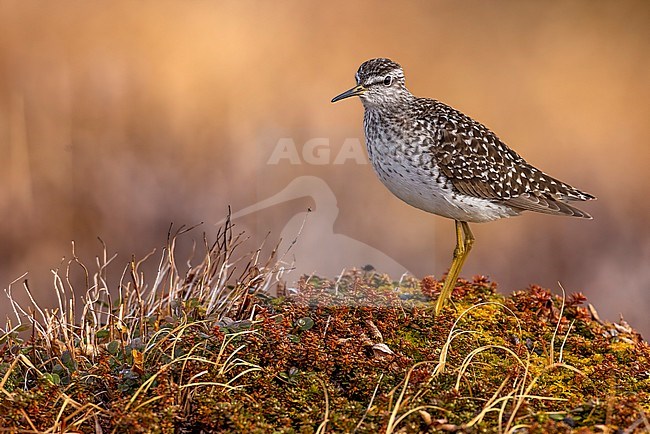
331,58,595,314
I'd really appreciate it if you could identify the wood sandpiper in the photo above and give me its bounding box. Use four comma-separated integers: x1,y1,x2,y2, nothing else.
331,58,595,314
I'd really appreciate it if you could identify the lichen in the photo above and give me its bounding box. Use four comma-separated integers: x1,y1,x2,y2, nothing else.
1,270,648,432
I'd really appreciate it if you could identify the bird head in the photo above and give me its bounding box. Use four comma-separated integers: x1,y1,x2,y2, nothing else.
331,58,410,108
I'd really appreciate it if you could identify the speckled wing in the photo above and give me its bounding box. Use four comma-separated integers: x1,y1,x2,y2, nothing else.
426,100,595,218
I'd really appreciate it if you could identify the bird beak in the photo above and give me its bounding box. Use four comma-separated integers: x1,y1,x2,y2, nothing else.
331,84,366,103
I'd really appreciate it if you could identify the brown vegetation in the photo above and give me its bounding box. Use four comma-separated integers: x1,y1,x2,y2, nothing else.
1,224,648,433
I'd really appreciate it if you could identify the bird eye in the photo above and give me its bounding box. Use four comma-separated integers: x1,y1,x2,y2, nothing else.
383,75,393,86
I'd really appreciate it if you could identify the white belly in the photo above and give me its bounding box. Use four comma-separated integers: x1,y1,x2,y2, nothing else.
369,150,519,223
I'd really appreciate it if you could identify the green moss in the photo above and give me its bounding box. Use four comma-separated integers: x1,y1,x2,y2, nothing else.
1,270,648,432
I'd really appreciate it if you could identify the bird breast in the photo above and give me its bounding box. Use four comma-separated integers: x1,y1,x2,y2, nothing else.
363,109,520,223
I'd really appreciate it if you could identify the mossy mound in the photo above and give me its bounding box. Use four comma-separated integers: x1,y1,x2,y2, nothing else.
1,271,648,433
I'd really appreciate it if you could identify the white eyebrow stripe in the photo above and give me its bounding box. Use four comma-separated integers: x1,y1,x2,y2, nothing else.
366,77,385,86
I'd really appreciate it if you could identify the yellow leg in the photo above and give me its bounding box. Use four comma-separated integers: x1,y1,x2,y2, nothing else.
435,221,474,314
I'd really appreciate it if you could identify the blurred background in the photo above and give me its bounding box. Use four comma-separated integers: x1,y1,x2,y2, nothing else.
1,1,648,335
